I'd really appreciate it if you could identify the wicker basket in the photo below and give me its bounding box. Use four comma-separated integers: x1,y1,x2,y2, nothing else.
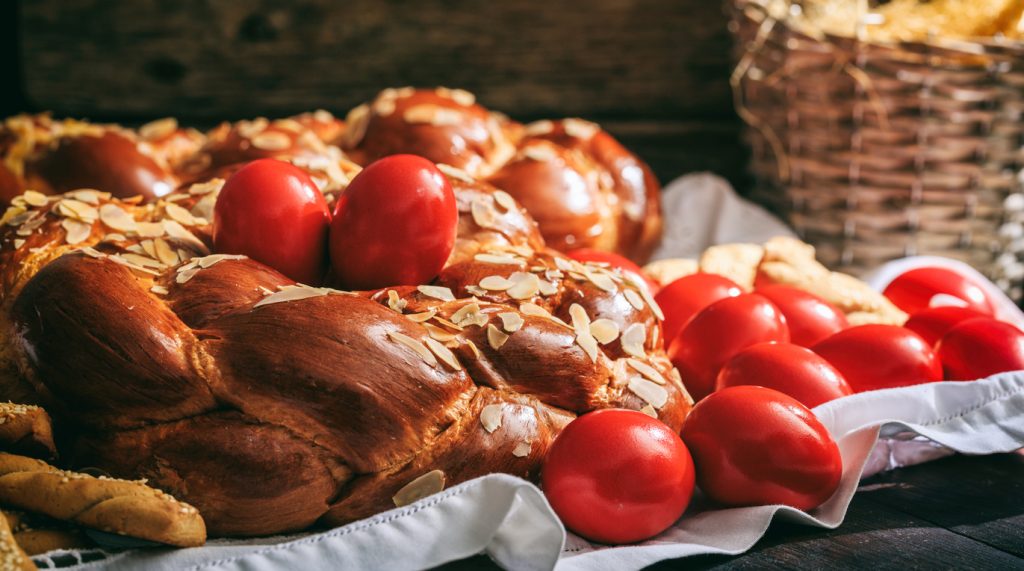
729,0,1024,301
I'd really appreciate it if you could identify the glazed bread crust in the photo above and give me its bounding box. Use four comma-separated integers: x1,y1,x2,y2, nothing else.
0,164,686,537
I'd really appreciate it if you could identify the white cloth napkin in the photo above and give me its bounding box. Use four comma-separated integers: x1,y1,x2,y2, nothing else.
35,174,1024,570
38,373,1024,571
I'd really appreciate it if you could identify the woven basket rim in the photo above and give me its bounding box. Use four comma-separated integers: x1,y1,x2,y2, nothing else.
734,0,1024,58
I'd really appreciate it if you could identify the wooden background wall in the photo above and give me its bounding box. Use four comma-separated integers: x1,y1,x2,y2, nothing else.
0,0,751,191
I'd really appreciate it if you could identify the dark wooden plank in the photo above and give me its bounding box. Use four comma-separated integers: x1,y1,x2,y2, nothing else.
855,453,1024,557
18,0,737,122
670,497,1022,570
0,2,27,118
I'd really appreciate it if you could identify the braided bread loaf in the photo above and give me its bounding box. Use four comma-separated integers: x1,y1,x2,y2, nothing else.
1,87,661,262
0,143,688,536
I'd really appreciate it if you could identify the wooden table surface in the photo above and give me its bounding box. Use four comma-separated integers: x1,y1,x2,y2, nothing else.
438,452,1024,570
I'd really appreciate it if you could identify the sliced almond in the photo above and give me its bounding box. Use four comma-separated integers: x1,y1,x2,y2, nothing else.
98,204,137,232
492,190,516,212
480,404,503,433
451,302,485,327
57,199,99,222
136,221,165,238
589,319,620,344
621,323,647,358
153,237,179,266
402,104,439,124
584,268,617,293
569,304,599,362
254,285,332,307
569,303,592,333
425,337,461,370
67,189,109,205
564,118,599,139
404,104,463,126
417,285,455,301
122,253,164,269
471,198,500,230
61,218,92,245
523,144,557,162
519,302,552,318
436,163,474,183
387,331,438,367
425,323,458,342
236,117,269,139
628,377,669,409
139,117,178,139
479,275,513,291
163,220,209,254
537,280,558,296
387,290,407,312
624,289,645,311
12,239,24,249
519,302,569,327
108,254,160,276
197,253,247,268
22,190,48,207
188,179,224,196
554,257,576,273
150,285,170,295
343,103,370,147
524,119,554,135
436,87,476,107
251,131,292,151
625,274,664,320
164,203,197,227
497,312,524,333
406,309,437,323
392,470,445,507
639,404,658,418
487,324,510,350
140,239,157,258
512,440,532,458
506,272,540,300
475,253,522,266
2,206,27,226
627,358,667,385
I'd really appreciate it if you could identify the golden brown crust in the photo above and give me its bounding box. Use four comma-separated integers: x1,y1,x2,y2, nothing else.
1,115,178,202
2,510,92,556
516,119,664,262
698,243,765,290
0,453,205,547
488,139,617,254
755,236,908,325
652,236,908,325
339,89,662,260
0,405,55,461
643,258,699,287
0,511,34,570
2,90,661,261
340,87,516,180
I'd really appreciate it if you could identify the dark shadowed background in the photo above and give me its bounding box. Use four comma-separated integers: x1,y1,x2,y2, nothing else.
0,0,751,192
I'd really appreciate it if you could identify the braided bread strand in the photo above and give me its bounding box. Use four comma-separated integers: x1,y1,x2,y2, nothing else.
0,453,205,547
